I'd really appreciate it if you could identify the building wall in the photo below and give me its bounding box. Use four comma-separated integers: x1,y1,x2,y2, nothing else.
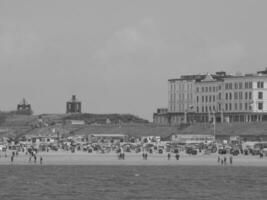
156,72,267,126
223,76,267,113
195,80,223,114
168,79,194,113
66,102,82,113
222,77,253,113
252,78,267,112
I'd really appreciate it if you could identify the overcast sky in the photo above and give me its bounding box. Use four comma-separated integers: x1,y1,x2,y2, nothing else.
1,0,267,121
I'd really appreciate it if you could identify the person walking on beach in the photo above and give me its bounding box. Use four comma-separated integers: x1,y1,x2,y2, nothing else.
167,153,171,160
224,156,227,165
40,156,43,165
260,151,263,159
229,156,233,165
34,155,37,164
221,159,223,165
175,153,180,160
11,155,14,163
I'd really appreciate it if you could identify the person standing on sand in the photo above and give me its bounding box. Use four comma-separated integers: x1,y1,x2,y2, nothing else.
175,153,180,160
40,156,43,165
230,156,233,165
11,155,14,163
34,155,37,164
167,153,171,160
224,156,227,165
221,159,223,165
259,152,263,159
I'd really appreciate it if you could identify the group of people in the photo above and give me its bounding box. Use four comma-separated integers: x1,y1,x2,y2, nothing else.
167,153,180,160
218,156,233,165
118,152,125,160
118,152,182,161
27,149,43,164
142,152,148,160
10,151,19,164
6,149,43,165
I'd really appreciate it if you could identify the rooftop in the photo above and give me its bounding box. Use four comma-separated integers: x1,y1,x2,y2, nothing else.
168,69,267,82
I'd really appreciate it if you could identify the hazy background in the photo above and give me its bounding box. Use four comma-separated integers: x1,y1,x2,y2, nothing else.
1,0,267,121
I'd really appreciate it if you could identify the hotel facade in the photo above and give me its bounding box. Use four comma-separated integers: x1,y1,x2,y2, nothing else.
153,69,267,125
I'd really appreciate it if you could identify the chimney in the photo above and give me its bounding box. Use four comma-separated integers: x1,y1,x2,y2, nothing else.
72,95,76,101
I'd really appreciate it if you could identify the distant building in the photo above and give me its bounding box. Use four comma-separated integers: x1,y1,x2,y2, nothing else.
16,98,33,115
171,134,215,144
88,134,126,143
154,68,267,125
66,95,82,114
153,108,169,125
66,120,85,125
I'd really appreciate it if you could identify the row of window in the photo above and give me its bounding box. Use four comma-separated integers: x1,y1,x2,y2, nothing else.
197,106,217,113
196,85,221,93
170,93,194,101
257,81,264,88
169,105,185,112
173,81,265,93
170,83,193,91
197,95,216,103
224,103,250,111
225,91,252,100
174,91,264,107
196,91,255,103
196,102,263,113
225,102,263,111
171,101,264,113
225,81,253,90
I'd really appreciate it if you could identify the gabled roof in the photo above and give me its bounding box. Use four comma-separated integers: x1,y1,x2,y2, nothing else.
201,74,216,82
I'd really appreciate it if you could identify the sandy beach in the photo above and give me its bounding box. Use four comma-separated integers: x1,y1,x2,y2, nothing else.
0,151,266,166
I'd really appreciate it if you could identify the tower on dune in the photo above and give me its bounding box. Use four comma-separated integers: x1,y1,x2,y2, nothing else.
66,95,82,114
16,98,33,115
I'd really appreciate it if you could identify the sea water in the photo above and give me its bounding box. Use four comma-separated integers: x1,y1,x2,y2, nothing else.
0,166,266,200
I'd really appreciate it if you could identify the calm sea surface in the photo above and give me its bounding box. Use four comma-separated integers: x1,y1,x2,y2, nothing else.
0,165,266,200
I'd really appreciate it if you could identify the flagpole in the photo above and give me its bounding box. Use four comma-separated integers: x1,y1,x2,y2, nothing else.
213,111,216,141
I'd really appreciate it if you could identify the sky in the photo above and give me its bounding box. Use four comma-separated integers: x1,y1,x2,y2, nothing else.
1,0,267,121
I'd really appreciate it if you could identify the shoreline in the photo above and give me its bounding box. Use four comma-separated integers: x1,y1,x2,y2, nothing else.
0,151,266,166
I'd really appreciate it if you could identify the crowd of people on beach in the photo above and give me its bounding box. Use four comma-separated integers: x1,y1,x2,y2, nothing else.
0,138,266,166
217,156,233,165
2,149,44,165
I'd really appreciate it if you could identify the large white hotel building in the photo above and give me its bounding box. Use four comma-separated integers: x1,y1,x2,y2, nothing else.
153,69,267,125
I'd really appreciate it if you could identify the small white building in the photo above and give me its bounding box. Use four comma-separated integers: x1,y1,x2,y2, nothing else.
67,120,85,125
171,134,215,144
88,134,126,143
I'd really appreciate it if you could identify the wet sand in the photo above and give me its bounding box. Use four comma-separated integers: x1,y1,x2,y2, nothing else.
0,151,266,166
